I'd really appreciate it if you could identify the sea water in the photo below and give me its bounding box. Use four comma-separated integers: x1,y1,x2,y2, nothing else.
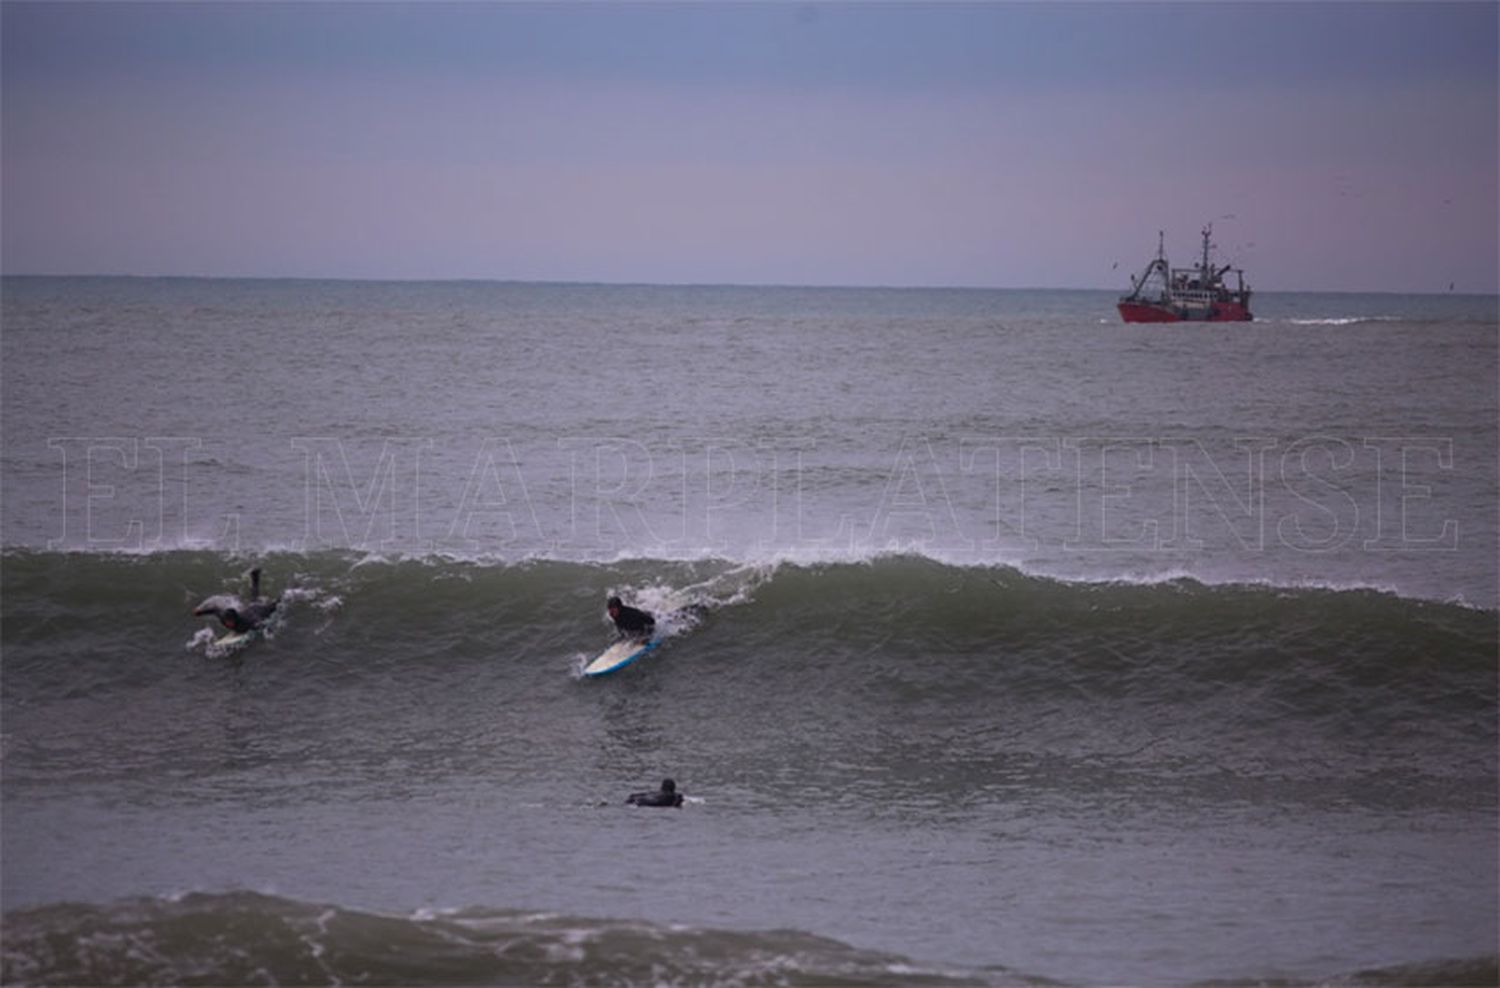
1,277,1496,986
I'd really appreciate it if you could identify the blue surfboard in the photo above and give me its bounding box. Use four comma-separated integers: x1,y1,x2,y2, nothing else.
583,638,659,678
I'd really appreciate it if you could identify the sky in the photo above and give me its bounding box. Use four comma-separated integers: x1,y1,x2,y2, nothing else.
2,2,1496,292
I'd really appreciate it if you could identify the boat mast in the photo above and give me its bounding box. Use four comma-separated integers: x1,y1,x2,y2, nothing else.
1152,230,1168,295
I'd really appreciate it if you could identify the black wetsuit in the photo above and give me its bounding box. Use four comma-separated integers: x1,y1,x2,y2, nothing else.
627,780,683,807
226,598,278,633
611,603,655,639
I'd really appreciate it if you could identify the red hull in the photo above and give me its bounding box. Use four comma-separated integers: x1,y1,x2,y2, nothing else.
1117,300,1252,323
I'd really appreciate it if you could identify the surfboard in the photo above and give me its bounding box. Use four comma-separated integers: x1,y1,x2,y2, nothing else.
583,638,658,678
213,629,255,649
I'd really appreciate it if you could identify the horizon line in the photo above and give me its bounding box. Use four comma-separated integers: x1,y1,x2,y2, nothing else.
2,272,1495,298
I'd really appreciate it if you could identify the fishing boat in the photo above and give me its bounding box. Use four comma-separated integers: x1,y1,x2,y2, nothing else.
1117,226,1252,322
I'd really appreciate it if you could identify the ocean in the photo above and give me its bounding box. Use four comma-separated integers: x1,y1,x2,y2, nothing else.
1,277,1496,986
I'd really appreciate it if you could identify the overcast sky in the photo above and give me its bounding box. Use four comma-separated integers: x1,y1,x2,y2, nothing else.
3,2,1495,292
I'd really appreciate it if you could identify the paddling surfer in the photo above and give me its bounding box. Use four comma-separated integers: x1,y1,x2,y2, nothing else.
607,596,655,642
627,778,684,807
193,567,281,634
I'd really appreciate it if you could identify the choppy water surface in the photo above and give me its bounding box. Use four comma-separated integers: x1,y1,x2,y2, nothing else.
2,278,1496,985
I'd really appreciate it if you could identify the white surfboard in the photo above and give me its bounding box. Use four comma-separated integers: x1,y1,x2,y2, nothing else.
213,629,255,649
583,638,659,678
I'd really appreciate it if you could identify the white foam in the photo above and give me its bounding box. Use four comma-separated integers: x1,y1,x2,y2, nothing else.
185,627,217,651
1284,315,1401,326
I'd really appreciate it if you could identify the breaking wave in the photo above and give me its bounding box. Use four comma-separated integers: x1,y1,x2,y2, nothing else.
2,891,1494,988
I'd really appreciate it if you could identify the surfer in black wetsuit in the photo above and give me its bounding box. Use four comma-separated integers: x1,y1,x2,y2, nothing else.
627,778,684,807
607,596,655,642
194,567,281,634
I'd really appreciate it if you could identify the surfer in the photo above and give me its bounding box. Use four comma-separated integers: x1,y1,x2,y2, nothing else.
193,567,281,634
607,596,655,642
627,778,684,807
